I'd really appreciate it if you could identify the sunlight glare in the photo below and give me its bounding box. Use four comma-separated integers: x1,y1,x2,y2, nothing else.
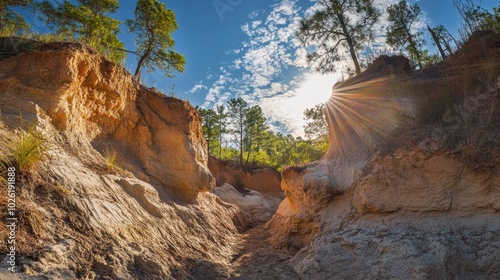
282,72,340,136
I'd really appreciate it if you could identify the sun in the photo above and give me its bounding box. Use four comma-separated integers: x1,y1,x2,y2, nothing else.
293,72,339,108
280,72,340,135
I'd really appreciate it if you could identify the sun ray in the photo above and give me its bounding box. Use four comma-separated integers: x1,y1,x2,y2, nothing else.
325,77,406,156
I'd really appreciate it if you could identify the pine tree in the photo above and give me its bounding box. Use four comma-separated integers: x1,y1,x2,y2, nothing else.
243,105,268,166
0,0,33,34
198,108,220,156
216,104,227,158
39,0,124,62
127,0,185,79
304,103,329,146
297,0,379,74
227,97,248,165
386,1,426,69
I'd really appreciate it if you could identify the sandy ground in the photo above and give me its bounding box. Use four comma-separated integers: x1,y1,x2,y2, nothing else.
229,225,299,280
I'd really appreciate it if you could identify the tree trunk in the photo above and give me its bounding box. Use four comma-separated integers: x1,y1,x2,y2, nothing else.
245,128,253,167
346,35,361,75
442,40,454,56
239,112,244,165
0,10,4,31
245,143,251,166
134,52,149,78
206,127,211,155
405,26,423,69
427,25,447,60
442,34,456,56
338,12,361,74
218,128,222,158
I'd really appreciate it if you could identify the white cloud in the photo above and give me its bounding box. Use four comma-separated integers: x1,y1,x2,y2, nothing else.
201,0,355,135
248,10,259,19
252,20,262,29
188,83,207,94
232,59,242,70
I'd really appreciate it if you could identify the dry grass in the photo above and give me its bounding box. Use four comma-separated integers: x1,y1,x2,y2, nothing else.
104,147,131,176
395,69,500,169
390,34,500,168
7,122,52,172
105,149,119,172
404,81,457,125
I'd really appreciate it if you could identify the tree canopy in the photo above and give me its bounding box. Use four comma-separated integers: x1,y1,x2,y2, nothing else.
304,104,329,145
227,97,248,165
39,0,125,62
297,0,379,75
0,0,33,34
199,101,329,170
126,0,185,79
386,0,425,69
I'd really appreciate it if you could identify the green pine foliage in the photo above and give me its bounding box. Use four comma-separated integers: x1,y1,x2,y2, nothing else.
198,99,329,170
126,0,185,78
38,0,125,63
198,107,220,155
296,0,379,75
0,0,33,36
386,1,426,69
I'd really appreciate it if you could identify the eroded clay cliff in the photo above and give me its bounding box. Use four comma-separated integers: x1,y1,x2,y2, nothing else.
267,31,500,279
0,42,265,279
208,156,282,193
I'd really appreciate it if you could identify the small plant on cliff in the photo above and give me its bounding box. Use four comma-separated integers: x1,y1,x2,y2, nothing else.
105,148,119,172
7,122,52,172
0,156,12,185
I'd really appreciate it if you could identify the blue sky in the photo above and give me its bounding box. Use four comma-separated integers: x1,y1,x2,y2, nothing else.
26,0,499,136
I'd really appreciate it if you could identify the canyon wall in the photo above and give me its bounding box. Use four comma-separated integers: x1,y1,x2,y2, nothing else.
267,32,500,279
0,43,242,279
208,156,282,193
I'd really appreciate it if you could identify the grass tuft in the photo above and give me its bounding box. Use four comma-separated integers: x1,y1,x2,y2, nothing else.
105,148,121,172
8,123,51,172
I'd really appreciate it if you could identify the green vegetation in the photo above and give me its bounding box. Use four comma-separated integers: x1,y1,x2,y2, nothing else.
386,1,426,69
297,0,379,75
227,97,248,164
0,0,184,76
3,120,52,172
198,99,329,170
427,25,457,59
453,0,500,41
198,107,220,156
126,0,185,79
297,0,499,73
0,0,499,173
304,104,329,145
105,148,120,172
38,0,125,62
0,0,33,34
